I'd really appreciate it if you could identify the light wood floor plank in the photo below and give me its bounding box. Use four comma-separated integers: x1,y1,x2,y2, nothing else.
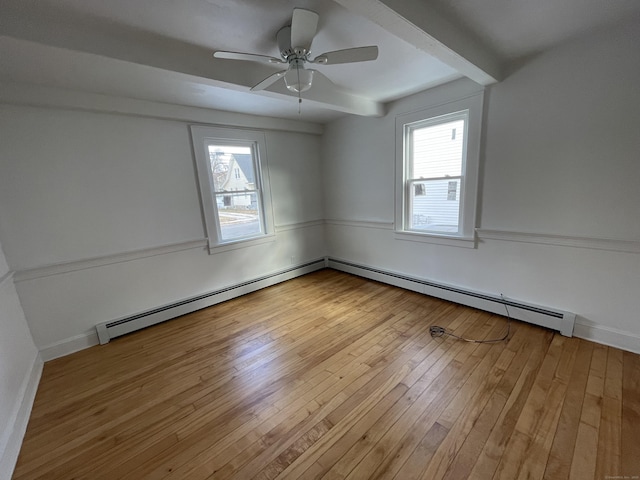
12,270,639,480
542,339,594,480
621,350,640,477
568,344,607,480
595,347,623,479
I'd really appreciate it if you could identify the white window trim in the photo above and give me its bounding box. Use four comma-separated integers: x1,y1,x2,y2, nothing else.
395,91,484,248
190,125,275,253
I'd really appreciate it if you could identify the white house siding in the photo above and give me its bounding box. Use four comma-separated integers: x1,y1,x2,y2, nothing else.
411,178,460,232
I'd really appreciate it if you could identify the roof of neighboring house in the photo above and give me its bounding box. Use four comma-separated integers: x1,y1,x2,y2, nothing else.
233,154,255,184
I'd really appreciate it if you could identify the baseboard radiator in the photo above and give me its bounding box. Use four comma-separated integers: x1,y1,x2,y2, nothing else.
95,259,326,344
327,258,575,337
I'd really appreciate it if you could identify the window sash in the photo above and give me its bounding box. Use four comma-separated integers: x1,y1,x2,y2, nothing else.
407,116,466,180
206,141,265,243
407,175,462,183
214,191,263,241
215,189,259,194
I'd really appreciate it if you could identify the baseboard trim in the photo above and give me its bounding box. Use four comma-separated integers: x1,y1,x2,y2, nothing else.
573,320,640,354
39,331,100,362
96,259,326,344
327,257,575,337
0,353,43,480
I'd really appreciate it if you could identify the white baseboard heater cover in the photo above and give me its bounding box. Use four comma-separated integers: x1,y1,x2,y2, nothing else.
95,259,326,344
328,258,575,337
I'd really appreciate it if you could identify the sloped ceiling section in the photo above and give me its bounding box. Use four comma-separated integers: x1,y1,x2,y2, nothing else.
0,0,501,121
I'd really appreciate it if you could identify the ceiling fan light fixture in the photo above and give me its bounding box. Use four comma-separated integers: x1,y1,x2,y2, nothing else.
284,65,314,93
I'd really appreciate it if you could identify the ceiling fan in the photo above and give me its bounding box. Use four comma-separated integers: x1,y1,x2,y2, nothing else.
213,8,379,96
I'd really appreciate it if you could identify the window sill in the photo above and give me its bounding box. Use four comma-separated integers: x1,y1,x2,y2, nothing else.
207,233,276,254
394,230,476,248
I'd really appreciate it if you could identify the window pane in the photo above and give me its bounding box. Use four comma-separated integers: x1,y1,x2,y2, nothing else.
409,179,460,233
411,119,465,179
208,145,254,193
207,143,263,242
215,192,261,240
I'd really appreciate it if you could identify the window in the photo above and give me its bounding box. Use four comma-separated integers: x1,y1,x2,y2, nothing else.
405,112,467,234
395,91,484,247
190,126,274,251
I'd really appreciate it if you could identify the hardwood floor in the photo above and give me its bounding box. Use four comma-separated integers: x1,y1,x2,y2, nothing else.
13,269,640,479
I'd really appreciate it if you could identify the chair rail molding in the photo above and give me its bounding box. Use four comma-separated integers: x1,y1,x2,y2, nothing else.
476,229,640,254
13,239,208,282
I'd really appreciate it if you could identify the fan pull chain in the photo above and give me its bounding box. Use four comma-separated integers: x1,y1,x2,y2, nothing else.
297,66,302,114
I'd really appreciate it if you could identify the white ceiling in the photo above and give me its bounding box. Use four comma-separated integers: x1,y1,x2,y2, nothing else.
426,0,640,59
1,0,638,124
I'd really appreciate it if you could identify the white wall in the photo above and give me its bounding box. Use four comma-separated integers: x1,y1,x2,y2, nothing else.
323,19,640,352
0,240,41,480
0,108,204,270
0,101,325,354
480,21,640,239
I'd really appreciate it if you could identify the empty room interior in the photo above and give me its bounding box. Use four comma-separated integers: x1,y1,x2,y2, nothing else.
1,0,639,479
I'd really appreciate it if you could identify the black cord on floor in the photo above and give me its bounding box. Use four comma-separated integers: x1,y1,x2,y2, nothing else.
429,294,512,344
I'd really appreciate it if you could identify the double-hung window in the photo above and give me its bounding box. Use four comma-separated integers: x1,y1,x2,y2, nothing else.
190,126,274,252
405,111,467,234
396,91,484,247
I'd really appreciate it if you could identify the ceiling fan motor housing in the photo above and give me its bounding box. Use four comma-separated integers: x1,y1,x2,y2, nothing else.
277,26,295,59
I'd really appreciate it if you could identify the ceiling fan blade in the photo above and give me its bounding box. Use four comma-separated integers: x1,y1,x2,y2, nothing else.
312,46,378,65
290,8,318,50
214,51,285,64
250,70,287,91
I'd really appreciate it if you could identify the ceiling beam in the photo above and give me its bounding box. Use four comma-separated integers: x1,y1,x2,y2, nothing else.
333,0,503,85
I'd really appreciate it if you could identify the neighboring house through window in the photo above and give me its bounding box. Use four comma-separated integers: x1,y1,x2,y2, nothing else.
190,126,274,252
